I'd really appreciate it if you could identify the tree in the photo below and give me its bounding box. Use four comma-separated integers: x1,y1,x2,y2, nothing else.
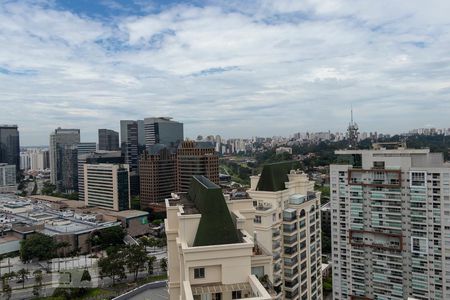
98,250,126,285
125,244,147,281
2,283,11,300
89,226,125,250
147,256,156,275
16,268,29,289
32,270,43,297
20,233,57,262
31,181,38,195
41,181,56,195
160,257,167,273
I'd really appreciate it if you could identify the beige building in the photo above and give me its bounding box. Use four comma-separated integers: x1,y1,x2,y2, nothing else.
84,163,130,211
248,162,323,300
165,175,273,300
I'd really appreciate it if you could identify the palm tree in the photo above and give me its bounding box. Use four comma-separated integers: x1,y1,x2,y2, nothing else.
160,258,167,273
32,270,43,297
16,268,29,289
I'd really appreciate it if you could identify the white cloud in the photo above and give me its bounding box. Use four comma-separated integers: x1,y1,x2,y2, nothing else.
0,0,449,145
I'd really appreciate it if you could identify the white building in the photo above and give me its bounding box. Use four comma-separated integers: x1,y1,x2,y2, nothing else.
330,142,450,300
84,163,130,211
0,164,16,193
248,162,323,300
165,175,273,300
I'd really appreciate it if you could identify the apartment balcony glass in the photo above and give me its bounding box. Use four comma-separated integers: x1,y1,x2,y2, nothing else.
283,209,297,222
283,223,297,233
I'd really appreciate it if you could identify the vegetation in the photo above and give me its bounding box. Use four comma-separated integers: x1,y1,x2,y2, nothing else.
160,257,167,273
20,233,57,262
125,245,147,281
41,181,56,195
147,256,157,275
98,248,126,285
89,226,125,250
33,269,43,297
323,274,333,296
16,268,30,289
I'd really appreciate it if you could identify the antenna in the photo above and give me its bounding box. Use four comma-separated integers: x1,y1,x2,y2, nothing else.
351,104,353,124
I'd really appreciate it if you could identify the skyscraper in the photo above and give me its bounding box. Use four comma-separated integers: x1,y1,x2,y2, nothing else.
139,146,177,209
77,142,97,201
0,125,20,176
84,163,130,211
176,140,219,193
143,117,183,149
0,163,16,193
98,129,119,151
165,175,272,300
331,142,450,300
120,120,144,196
49,128,80,192
248,162,323,300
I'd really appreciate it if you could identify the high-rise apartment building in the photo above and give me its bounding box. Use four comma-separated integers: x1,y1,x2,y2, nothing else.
165,175,272,300
84,163,130,211
0,125,20,175
49,128,80,192
0,163,16,193
248,162,323,300
177,141,219,193
20,152,31,171
139,146,176,209
143,117,183,149
98,129,119,151
28,148,49,171
330,143,450,300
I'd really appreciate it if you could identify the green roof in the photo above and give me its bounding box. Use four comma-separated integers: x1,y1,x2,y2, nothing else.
256,161,299,192
188,175,240,247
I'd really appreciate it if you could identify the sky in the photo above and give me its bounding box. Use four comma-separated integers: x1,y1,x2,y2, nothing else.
1,0,450,145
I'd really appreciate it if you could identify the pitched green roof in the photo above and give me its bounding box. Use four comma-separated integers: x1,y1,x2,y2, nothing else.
188,175,240,247
256,161,299,192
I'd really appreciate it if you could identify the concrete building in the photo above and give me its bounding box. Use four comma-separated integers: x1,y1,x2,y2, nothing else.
49,128,80,192
248,162,323,300
0,125,20,175
78,151,123,202
98,129,119,151
330,142,450,300
177,141,219,193
165,175,272,300
139,146,177,209
0,164,16,193
84,163,130,211
144,117,183,149
120,120,144,196
76,143,97,200
28,148,49,171
20,151,31,171
61,145,78,193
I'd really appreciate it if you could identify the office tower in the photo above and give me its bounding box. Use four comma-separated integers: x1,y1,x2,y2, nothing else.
139,146,176,209
248,162,323,300
165,175,272,300
120,120,143,196
331,142,450,300
61,145,78,193
49,128,80,192
0,125,20,175
0,163,16,193
176,141,219,193
143,117,183,149
78,151,123,202
84,163,130,211
98,129,119,151
76,142,97,200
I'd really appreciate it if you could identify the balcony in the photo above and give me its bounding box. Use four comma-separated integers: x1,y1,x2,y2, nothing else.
283,209,297,222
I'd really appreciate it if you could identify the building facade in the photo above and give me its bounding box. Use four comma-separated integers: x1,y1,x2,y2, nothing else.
84,163,130,211
330,143,450,300
248,162,323,300
143,117,183,149
177,141,219,193
49,128,80,192
0,164,16,193
165,175,272,300
0,125,20,175
98,129,119,151
139,146,177,209
76,143,97,199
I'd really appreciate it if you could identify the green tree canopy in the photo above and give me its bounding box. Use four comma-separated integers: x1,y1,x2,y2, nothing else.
20,233,57,262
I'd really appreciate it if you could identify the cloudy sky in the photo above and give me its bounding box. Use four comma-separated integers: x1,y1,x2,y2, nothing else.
1,0,450,145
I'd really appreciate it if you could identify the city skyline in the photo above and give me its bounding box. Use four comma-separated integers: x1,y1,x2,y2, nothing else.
2,0,450,145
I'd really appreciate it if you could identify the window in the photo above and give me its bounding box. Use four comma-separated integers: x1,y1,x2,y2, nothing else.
254,216,261,224
194,268,205,279
272,213,277,222
232,291,242,299
212,293,222,300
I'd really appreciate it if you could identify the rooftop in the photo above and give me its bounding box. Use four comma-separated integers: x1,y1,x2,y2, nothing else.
187,175,240,247
256,161,299,192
